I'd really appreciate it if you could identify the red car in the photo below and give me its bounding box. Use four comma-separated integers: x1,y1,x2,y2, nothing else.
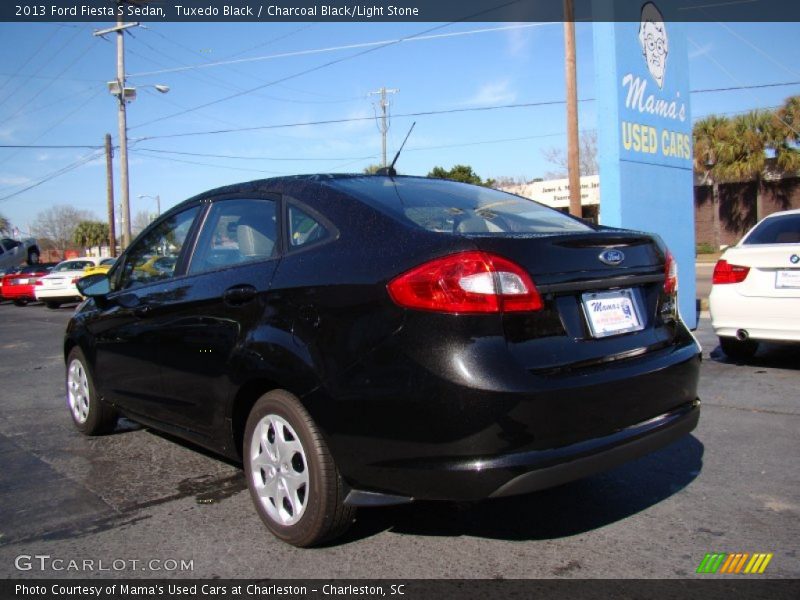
1,263,56,306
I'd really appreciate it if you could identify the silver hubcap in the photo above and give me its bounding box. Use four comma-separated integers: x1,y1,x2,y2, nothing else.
250,414,309,526
67,359,90,424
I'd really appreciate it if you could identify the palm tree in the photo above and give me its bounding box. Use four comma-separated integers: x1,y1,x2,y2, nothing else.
73,221,110,252
0,213,10,235
777,95,800,142
718,107,800,222
693,115,731,250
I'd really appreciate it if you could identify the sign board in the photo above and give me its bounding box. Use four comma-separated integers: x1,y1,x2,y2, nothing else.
503,175,600,209
593,0,696,326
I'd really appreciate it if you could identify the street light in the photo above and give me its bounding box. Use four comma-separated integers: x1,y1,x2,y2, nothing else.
137,194,161,221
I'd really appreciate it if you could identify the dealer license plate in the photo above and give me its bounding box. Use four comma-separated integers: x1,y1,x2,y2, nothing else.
582,289,644,338
775,270,800,289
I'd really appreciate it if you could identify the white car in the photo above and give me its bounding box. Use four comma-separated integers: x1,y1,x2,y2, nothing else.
709,209,800,360
35,257,102,309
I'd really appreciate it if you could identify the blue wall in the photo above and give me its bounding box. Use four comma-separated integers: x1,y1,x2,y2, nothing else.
593,1,696,326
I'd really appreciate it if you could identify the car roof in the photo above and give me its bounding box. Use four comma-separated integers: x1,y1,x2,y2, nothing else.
763,208,800,219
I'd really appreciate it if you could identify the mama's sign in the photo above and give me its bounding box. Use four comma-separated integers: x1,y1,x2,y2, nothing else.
593,0,696,326
618,2,692,166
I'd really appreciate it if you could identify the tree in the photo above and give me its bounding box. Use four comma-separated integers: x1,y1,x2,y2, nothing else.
132,210,153,236
73,221,110,250
717,108,800,221
491,175,530,189
693,115,731,250
427,164,495,187
31,205,93,258
542,129,598,179
0,213,10,235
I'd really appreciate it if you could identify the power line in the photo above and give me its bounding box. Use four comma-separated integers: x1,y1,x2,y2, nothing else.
129,2,541,130
0,149,104,203
691,81,800,94
0,144,106,149
128,150,288,175
716,22,800,80
0,26,85,112
133,98,593,142
133,148,377,161
128,22,554,79
0,25,64,97
689,37,800,138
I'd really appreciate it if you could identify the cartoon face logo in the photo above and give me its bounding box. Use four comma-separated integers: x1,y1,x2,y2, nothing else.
638,2,668,89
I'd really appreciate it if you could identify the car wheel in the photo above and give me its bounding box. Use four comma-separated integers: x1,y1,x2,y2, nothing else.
46,301,61,309
66,347,118,435
243,389,355,547
13,299,28,307
27,249,39,264
719,336,758,361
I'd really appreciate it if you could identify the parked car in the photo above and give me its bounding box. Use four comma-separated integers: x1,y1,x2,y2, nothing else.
1,263,57,305
83,257,117,277
0,237,40,270
66,175,701,547
710,208,800,360
0,266,22,299
36,257,102,309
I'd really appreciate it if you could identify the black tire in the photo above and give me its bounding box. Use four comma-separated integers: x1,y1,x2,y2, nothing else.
66,347,118,435
13,299,28,307
243,389,355,547
719,336,758,361
46,301,61,309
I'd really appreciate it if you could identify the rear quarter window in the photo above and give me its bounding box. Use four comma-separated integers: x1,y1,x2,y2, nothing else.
328,176,592,235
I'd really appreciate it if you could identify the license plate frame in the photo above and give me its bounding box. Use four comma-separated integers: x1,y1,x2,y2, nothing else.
775,269,800,289
581,288,644,339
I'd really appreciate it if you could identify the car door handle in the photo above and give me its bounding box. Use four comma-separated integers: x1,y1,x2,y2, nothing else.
224,285,257,306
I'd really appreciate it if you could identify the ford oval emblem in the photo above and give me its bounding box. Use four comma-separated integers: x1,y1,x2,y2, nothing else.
599,249,625,266
791,254,799,265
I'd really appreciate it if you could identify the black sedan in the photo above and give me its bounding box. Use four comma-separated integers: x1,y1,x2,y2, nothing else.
67,175,701,547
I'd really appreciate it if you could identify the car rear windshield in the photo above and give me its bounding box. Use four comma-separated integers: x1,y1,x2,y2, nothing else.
744,214,800,244
53,260,93,272
329,176,593,235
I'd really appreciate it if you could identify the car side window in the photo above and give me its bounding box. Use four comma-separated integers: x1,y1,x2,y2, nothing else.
188,198,278,275
117,206,200,290
288,205,328,250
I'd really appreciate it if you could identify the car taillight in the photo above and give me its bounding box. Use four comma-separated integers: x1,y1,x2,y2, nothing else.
387,251,543,313
663,250,678,295
712,259,750,284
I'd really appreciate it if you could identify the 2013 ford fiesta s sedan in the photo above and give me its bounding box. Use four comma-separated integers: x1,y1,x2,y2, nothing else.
66,175,701,547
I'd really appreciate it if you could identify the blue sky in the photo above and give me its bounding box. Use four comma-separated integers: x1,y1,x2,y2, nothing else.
0,19,798,233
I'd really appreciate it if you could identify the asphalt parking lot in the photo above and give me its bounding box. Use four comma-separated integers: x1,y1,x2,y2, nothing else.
0,299,797,579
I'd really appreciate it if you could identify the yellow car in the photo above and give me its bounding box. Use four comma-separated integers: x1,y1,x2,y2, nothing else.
134,255,178,277
83,257,117,277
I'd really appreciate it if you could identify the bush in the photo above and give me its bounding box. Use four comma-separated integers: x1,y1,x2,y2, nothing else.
696,242,716,254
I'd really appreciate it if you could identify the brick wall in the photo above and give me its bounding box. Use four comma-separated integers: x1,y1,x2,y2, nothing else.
695,177,800,249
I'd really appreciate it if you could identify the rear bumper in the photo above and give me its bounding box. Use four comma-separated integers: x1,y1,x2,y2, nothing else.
710,289,800,342
35,288,81,302
344,401,699,505
489,400,699,497
1,286,35,300
316,337,702,501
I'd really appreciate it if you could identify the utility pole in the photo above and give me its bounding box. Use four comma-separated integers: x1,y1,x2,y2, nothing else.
563,0,582,218
94,10,139,250
369,87,399,167
104,134,117,257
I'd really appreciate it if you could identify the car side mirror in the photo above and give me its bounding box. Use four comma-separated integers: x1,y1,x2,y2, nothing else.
77,273,111,297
